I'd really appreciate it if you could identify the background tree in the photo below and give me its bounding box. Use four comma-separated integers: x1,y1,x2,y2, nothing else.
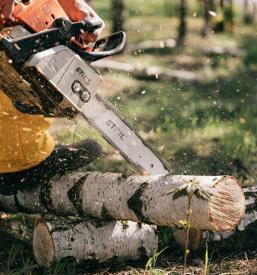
111,0,126,33
244,0,257,23
214,0,225,32
202,0,216,36
225,0,234,29
177,0,187,48
214,0,234,32
253,0,257,22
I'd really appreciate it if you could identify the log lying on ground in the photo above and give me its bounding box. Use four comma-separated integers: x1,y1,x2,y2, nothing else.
202,46,246,57
33,217,158,267
0,172,245,231
126,39,176,54
93,60,203,83
127,40,243,57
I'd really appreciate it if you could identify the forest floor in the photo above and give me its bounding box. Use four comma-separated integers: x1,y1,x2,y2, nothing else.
2,5,257,275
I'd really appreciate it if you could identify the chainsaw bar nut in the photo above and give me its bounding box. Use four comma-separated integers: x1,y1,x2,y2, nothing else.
72,81,82,93
72,80,91,103
81,90,91,102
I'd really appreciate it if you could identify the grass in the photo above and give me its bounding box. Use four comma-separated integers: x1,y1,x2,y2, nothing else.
1,1,257,274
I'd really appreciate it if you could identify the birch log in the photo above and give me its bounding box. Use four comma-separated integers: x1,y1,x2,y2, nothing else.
33,218,158,267
0,172,245,231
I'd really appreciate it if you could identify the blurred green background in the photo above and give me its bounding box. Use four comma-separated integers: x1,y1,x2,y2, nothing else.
51,0,257,185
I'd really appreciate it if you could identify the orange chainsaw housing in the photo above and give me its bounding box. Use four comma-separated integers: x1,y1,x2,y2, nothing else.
13,0,69,32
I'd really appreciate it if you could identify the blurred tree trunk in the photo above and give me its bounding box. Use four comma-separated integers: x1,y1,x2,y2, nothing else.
111,0,126,33
244,0,250,23
214,0,235,32
177,0,187,48
202,0,216,36
244,0,256,23
216,0,225,32
226,0,234,29
253,0,257,22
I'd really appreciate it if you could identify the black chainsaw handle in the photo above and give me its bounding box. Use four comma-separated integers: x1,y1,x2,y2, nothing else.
0,18,125,63
57,18,126,62
75,31,126,62
53,17,103,36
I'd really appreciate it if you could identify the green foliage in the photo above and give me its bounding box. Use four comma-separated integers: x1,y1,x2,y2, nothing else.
0,244,31,275
242,35,257,68
161,177,212,271
93,0,204,19
157,227,174,250
145,248,167,271
162,178,214,201
49,260,76,275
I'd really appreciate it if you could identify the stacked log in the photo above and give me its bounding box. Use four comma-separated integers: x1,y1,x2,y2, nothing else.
33,218,158,267
0,172,246,267
0,172,245,231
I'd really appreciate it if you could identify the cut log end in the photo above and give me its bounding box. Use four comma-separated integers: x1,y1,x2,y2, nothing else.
33,220,55,267
209,176,245,231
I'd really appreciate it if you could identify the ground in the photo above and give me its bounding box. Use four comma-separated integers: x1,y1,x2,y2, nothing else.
1,0,257,274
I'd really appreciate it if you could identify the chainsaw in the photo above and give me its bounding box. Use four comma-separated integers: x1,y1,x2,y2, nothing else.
0,0,171,175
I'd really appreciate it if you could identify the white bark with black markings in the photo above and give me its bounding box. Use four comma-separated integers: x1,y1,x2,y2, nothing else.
0,172,245,231
33,218,158,267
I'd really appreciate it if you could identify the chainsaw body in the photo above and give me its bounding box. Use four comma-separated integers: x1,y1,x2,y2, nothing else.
0,0,171,175
0,0,125,118
0,24,108,118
